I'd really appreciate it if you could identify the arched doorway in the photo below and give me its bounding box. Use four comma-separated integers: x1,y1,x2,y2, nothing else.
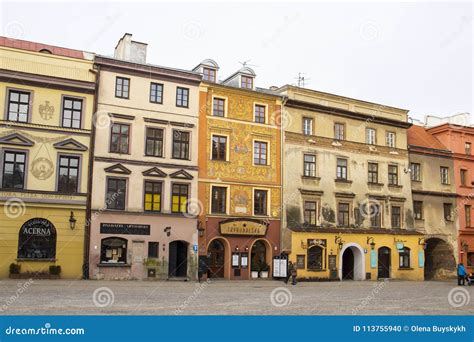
339,243,365,280
378,247,391,279
342,248,354,279
207,239,225,278
251,240,268,272
169,240,188,278
424,238,456,280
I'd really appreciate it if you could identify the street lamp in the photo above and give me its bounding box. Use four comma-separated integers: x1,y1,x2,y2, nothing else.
418,238,427,250
69,211,76,230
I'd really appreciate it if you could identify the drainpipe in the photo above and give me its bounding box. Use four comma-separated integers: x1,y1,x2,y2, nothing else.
280,95,288,255
83,64,100,279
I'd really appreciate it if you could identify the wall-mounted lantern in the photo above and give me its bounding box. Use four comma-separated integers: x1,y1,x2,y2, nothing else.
69,211,77,230
196,220,205,238
418,238,427,250
335,235,344,250
164,226,171,237
367,237,376,250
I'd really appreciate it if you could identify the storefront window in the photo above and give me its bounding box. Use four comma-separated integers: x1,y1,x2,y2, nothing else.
399,247,410,268
100,237,127,264
17,218,56,260
307,245,324,270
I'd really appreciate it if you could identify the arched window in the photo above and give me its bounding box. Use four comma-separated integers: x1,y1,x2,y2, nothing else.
307,245,324,270
18,218,57,260
100,237,127,264
399,247,411,268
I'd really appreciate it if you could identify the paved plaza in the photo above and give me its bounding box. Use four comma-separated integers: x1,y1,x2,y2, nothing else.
0,279,472,315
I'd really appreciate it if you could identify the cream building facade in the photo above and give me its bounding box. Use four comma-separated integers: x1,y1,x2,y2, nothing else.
88,34,201,280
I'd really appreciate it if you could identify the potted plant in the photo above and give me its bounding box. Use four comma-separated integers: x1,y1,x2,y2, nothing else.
9,263,20,278
251,262,259,279
259,261,270,279
49,265,61,279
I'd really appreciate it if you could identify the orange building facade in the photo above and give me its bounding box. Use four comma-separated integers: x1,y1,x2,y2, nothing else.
196,61,282,280
428,123,474,272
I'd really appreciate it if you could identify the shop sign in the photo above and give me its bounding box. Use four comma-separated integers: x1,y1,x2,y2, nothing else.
219,219,268,236
308,239,327,248
370,250,377,268
21,218,54,237
328,255,337,271
100,223,150,235
395,242,404,250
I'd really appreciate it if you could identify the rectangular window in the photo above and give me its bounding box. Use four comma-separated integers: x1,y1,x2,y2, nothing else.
144,181,162,212
460,169,467,186
296,255,306,269
368,163,378,184
176,87,189,108
115,77,130,99
7,90,30,122
467,252,474,267
411,163,421,181
334,123,345,141
203,68,216,82
304,201,317,225
386,132,396,148
62,97,82,128
148,242,159,258
211,135,227,161
106,178,126,210
253,141,268,165
213,98,225,117
110,123,130,154
413,201,423,220
150,83,163,104
391,206,401,228
254,105,266,124
444,203,452,221
388,165,398,185
465,142,471,155
399,248,411,268
303,117,313,135
370,203,381,227
465,205,471,227
58,156,79,193
254,189,268,216
145,127,163,157
440,166,449,185
366,128,376,145
336,158,347,180
337,203,350,227
241,76,253,89
172,131,190,160
303,154,316,177
2,151,26,189
211,186,227,214
171,183,189,213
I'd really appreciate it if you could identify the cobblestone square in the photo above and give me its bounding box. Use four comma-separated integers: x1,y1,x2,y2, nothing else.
0,279,472,315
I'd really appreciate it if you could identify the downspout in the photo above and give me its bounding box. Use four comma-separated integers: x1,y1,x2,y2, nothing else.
280,95,288,255
83,64,100,279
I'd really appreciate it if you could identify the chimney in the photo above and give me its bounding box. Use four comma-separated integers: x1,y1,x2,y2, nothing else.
114,33,147,64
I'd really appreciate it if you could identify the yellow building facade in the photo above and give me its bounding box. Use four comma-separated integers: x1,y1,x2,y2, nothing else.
196,62,283,280
278,85,424,281
0,37,95,279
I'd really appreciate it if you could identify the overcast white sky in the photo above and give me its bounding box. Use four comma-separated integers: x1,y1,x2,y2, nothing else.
1,1,472,121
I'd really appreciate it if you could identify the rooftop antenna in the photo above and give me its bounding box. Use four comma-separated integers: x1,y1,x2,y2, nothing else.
295,72,310,87
238,59,259,68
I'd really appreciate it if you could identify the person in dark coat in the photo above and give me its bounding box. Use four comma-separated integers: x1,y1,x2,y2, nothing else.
284,261,297,285
457,263,466,286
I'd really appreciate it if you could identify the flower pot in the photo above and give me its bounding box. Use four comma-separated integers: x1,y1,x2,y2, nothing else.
251,271,259,278
260,271,269,278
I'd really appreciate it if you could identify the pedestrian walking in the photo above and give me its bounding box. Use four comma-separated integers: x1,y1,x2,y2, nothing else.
457,263,466,286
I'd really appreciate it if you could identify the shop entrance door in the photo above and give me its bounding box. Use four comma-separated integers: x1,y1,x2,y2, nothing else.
342,248,354,280
169,240,188,278
378,247,391,279
207,239,225,278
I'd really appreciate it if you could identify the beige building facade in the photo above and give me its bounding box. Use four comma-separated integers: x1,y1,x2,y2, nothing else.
88,34,202,280
278,85,424,281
